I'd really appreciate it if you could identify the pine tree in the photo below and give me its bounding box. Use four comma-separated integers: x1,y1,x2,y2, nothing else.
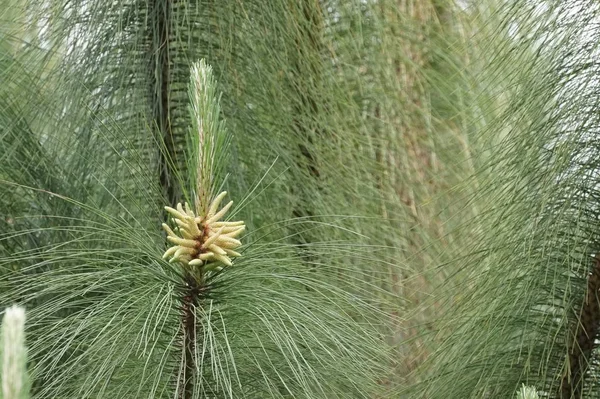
8,0,599,398
408,1,600,398
0,1,396,397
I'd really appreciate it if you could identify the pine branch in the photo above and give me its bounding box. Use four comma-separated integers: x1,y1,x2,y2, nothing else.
163,61,242,398
151,0,179,207
179,271,201,399
0,2,400,398
560,256,600,399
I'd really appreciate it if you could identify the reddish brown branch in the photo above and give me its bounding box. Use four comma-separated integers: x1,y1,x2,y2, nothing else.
180,271,200,399
560,256,600,399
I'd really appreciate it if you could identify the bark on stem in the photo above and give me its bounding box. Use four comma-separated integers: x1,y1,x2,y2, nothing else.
151,0,178,207
180,271,201,399
560,256,600,398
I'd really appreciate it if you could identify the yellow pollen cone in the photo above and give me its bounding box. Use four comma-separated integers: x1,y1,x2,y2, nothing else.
162,191,245,269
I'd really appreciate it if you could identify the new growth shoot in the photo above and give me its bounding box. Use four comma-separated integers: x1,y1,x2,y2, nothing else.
161,60,243,272
161,59,243,398
517,385,539,399
1,305,28,399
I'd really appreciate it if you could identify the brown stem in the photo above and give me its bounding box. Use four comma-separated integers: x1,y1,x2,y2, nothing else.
149,2,199,397
559,256,600,399
180,271,201,399
151,0,178,207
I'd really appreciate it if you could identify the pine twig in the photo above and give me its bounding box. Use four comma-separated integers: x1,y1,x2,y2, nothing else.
559,255,600,398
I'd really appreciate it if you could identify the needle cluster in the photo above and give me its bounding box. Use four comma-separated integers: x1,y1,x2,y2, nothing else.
162,191,245,268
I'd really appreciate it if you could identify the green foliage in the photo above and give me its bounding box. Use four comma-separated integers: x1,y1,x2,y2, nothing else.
186,60,231,213
10,0,600,398
408,1,600,398
0,1,405,398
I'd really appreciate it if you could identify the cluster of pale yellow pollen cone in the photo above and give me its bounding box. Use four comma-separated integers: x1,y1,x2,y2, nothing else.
161,191,245,267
